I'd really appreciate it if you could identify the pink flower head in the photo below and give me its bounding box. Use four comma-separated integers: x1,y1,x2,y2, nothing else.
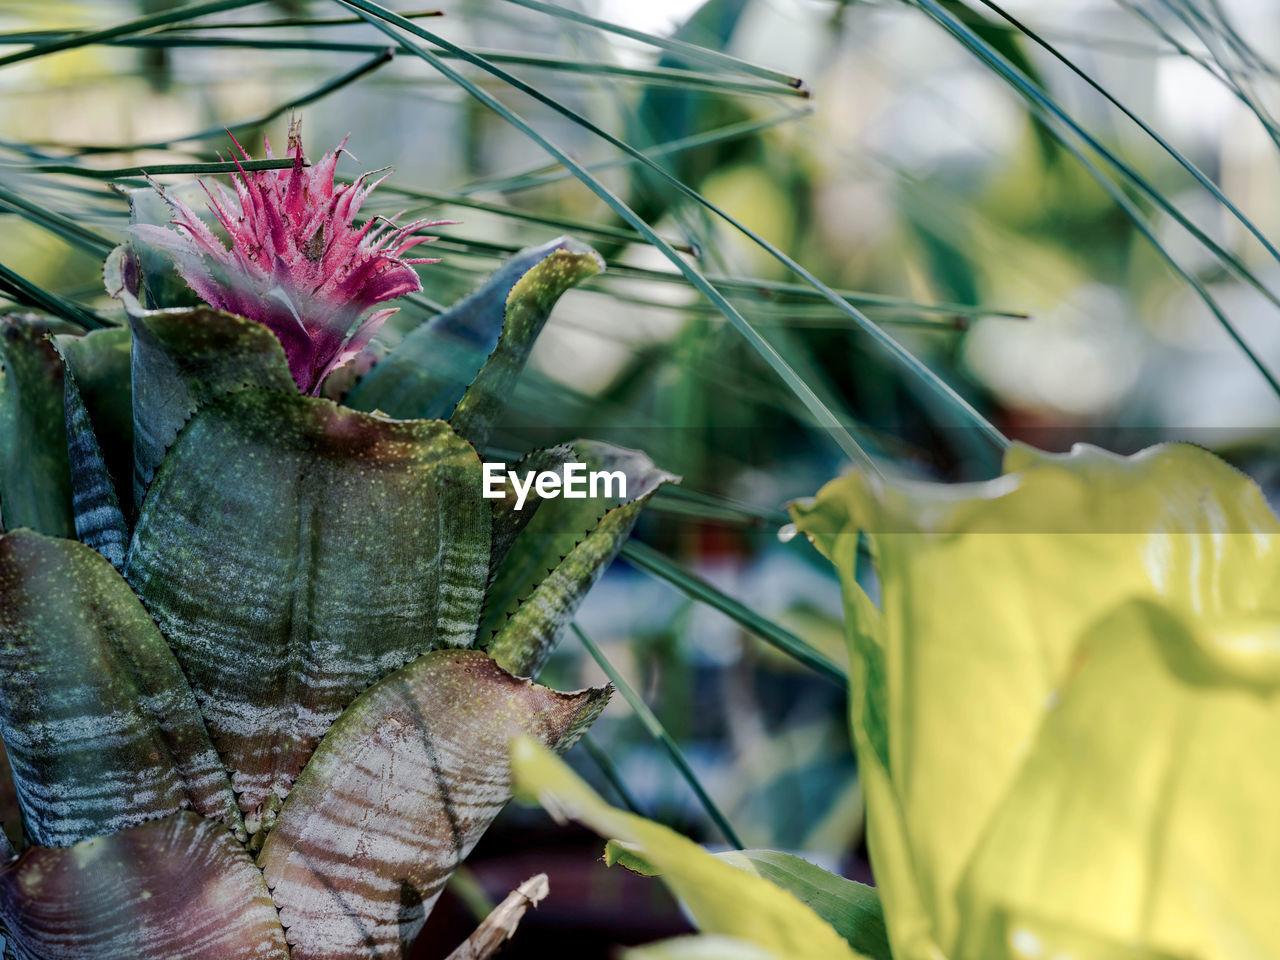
134,126,442,394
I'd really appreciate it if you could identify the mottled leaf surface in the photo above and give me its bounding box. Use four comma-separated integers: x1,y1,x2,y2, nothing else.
483,441,677,674
129,306,294,505
449,242,603,448
347,236,600,421
0,316,72,537
511,739,860,960
0,530,241,847
260,649,609,960
125,390,489,834
0,812,287,960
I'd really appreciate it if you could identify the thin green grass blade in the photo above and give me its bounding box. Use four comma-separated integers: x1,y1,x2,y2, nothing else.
572,622,744,850
55,49,394,154
460,112,808,196
596,262,1028,319
155,8,443,29
649,488,791,528
907,0,1280,314
0,33,393,55
975,0,1280,275
0,184,115,257
3,159,296,180
583,732,645,816
0,0,270,68
503,0,807,91
1022,96,1280,398
0,263,108,329
339,0,1007,458
619,541,846,686
339,0,882,472
377,183,696,253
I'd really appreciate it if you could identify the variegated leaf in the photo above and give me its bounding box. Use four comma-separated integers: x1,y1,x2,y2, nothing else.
0,315,73,537
260,648,608,960
346,237,601,423
0,529,241,847
128,303,294,505
483,441,678,675
448,242,603,448
0,812,288,959
124,390,489,836
62,364,127,568
57,325,133,517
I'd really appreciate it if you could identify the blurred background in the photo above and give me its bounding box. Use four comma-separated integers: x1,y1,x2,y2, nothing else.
3,0,1279,954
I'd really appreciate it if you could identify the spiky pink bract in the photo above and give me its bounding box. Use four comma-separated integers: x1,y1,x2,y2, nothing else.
134,129,440,394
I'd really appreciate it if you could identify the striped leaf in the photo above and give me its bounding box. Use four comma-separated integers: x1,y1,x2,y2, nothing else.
0,812,288,959
126,299,295,506
259,648,608,960
0,315,73,537
482,441,678,673
0,529,241,847
124,390,489,837
56,326,134,518
62,365,127,569
346,236,601,421
448,241,603,448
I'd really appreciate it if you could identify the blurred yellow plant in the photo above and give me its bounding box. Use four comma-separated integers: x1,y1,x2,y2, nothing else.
790,442,1280,960
510,737,862,960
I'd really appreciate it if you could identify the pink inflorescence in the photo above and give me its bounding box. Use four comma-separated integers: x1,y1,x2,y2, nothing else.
135,128,441,394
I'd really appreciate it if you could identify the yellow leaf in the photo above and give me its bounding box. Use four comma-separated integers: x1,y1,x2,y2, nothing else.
791,442,1280,959
509,737,862,960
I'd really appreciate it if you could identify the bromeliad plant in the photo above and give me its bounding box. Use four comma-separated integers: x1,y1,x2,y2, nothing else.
0,131,676,959
790,443,1280,960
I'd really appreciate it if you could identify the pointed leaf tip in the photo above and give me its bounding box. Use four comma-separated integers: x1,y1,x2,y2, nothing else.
509,738,860,960
260,649,607,960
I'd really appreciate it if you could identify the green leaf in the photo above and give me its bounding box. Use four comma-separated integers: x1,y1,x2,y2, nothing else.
791,442,1280,959
449,241,603,448
0,315,73,537
124,390,489,837
486,443,574,583
482,441,677,675
260,649,608,960
61,364,127,568
123,190,203,310
56,325,133,517
511,738,863,960
581,625,742,849
346,236,601,422
716,851,891,960
0,812,288,959
127,305,295,506
0,529,242,846
620,540,847,685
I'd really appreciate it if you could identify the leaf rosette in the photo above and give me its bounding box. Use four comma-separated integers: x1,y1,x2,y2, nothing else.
0,137,674,959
